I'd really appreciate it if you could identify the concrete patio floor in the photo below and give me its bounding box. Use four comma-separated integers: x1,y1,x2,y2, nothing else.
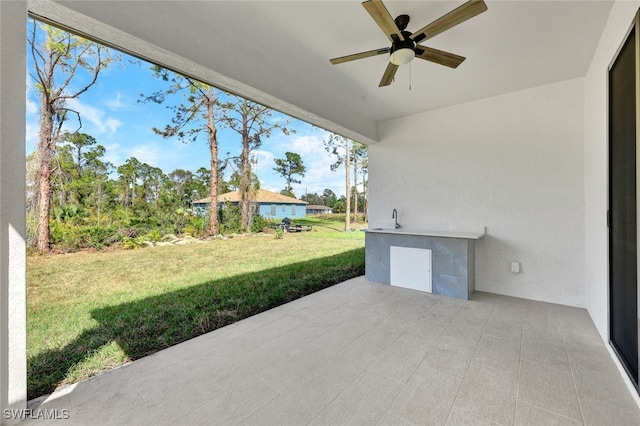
25,277,640,425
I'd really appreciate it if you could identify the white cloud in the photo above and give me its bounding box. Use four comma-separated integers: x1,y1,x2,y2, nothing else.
104,118,122,134
101,143,122,169
108,137,208,173
129,144,160,166
258,131,350,197
25,88,39,153
254,150,275,174
25,122,39,154
66,98,123,135
26,98,38,116
105,92,127,110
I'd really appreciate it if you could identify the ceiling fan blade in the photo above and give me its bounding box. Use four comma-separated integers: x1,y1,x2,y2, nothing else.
330,47,390,65
362,0,404,43
379,62,398,87
415,46,466,68
411,0,487,44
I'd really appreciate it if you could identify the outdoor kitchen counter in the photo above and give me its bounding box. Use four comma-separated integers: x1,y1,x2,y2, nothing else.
364,227,485,300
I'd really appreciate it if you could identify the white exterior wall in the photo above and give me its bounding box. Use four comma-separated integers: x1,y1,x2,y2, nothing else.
584,0,640,340
0,1,27,424
370,78,586,306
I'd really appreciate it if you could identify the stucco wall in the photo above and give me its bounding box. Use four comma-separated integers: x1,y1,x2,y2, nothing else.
584,0,640,340
0,1,27,424
370,78,586,306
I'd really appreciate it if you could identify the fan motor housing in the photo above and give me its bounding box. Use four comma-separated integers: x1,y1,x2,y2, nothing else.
391,31,415,55
394,14,410,31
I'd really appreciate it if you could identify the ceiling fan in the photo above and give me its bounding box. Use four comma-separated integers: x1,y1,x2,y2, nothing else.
330,0,488,87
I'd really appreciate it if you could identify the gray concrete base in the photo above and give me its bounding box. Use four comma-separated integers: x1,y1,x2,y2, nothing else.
366,232,475,299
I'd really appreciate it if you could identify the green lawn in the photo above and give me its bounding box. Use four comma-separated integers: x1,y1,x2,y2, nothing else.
27,218,365,399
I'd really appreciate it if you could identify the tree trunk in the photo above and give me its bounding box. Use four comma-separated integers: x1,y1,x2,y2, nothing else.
353,150,359,225
131,175,135,206
96,181,102,226
240,106,251,232
35,103,54,252
363,171,368,224
205,98,220,236
344,141,351,232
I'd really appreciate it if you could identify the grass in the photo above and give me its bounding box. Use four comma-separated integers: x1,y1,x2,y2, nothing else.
27,218,365,399
292,215,368,233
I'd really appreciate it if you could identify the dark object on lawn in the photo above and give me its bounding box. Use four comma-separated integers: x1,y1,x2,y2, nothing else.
268,218,312,233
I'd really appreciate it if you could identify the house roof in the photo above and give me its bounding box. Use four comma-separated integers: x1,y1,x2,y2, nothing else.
306,205,332,210
193,189,307,205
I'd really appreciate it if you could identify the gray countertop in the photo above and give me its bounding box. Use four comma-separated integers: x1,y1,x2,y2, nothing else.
364,227,485,240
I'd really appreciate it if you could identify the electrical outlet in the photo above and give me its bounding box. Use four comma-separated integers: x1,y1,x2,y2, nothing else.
510,261,520,274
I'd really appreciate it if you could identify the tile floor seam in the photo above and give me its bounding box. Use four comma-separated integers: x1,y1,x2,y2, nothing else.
251,371,283,396
388,412,419,426
438,375,467,425
375,351,432,386
130,381,148,407
445,333,483,424
577,393,640,420
374,371,407,425
309,369,375,425
233,382,283,425
376,412,418,426
273,316,311,339
288,371,353,425
518,357,584,423
563,327,587,425
450,405,506,426
325,321,374,354
517,399,586,425
186,384,226,411
380,360,411,425
514,313,526,426
198,384,280,424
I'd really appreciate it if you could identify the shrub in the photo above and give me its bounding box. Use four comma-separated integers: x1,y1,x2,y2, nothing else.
143,229,162,242
48,223,122,251
251,215,267,233
82,226,120,249
49,221,81,251
121,236,146,250
316,213,366,223
183,215,206,238
51,204,88,224
220,204,242,234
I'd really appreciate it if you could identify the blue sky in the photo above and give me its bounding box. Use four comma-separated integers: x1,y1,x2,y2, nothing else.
25,31,353,198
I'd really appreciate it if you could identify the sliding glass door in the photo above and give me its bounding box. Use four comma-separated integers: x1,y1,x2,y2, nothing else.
609,12,639,388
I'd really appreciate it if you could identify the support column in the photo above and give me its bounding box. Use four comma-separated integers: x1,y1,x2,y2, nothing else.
0,1,28,425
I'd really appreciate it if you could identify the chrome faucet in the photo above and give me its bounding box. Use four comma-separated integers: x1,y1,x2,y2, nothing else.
392,208,400,229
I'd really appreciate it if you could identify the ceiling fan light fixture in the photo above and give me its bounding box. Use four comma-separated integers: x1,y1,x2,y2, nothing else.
390,48,415,66
329,0,487,87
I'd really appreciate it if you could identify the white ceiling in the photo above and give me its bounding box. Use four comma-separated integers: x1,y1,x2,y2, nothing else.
47,0,613,142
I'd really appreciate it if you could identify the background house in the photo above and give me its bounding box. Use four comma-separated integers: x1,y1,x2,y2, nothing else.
193,189,307,220
306,205,333,215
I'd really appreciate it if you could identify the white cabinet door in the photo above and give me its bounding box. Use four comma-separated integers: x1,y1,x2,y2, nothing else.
390,246,432,293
